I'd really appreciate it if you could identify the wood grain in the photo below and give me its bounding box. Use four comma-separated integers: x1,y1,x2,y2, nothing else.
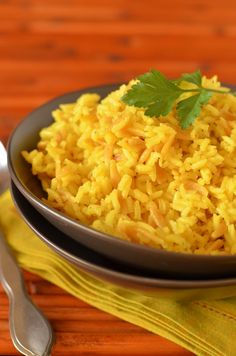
1,0,236,354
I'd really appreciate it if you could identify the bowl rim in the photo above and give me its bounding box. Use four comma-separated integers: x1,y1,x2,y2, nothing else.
7,83,236,265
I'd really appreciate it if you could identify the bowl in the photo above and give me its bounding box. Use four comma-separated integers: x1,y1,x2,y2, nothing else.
8,83,236,279
10,180,236,301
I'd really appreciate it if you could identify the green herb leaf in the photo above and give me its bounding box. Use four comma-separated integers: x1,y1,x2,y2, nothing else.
122,69,183,117
177,90,212,129
121,69,232,128
145,98,174,117
121,82,158,108
179,69,202,86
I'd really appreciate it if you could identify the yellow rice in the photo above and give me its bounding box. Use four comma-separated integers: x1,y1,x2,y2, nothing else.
22,76,236,255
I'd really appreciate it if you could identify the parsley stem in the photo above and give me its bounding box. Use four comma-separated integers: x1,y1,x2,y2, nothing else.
180,89,200,93
182,88,226,94
203,88,228,94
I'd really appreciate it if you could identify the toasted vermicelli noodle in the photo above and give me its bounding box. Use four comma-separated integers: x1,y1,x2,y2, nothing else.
22,76,236,255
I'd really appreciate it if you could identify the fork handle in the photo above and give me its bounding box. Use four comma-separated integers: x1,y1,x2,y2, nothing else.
0,231,53,356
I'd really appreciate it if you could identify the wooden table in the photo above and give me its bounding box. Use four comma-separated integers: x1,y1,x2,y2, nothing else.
1,0,236,354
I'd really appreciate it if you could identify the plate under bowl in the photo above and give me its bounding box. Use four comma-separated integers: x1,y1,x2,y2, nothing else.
10,180,236,300
7,83,236,279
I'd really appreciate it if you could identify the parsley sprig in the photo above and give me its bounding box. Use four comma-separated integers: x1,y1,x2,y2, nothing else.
121,69,229,129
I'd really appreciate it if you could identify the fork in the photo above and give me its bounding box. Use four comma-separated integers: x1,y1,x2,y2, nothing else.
0,141,54,356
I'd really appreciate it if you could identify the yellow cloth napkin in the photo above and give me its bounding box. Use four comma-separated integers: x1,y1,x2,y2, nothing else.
1,191,236,356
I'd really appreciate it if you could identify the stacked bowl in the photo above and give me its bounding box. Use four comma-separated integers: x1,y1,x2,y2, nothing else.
8,84,236,300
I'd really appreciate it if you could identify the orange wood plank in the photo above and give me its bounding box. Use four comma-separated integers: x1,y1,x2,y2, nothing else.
1,3,236,24
0,33,235,62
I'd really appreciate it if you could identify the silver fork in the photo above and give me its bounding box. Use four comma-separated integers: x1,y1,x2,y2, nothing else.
0,141,54,356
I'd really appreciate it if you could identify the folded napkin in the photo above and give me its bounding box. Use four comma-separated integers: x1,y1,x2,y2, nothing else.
1,191,236,356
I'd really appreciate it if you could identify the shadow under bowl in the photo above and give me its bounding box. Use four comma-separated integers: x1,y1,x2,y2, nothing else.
7,83,236,279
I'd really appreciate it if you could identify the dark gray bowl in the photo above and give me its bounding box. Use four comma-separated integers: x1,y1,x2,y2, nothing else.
7,84,236,279
10,180,236,301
